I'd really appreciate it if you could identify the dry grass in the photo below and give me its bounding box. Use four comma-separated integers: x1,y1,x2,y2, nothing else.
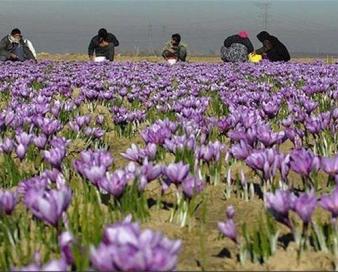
37,53,337,64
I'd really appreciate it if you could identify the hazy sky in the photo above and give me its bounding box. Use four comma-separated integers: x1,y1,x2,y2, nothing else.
0,0,337,55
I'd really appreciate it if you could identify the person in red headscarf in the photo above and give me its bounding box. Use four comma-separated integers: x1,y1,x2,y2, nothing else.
221,31,254,62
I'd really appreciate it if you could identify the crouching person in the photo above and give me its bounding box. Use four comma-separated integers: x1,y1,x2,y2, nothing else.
162,33,187,64
0,28,37,62
221,31,253,63
88,28,119,62
256,31,290,62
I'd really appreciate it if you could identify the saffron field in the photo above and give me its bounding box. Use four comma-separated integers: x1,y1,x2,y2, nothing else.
0,60,337,271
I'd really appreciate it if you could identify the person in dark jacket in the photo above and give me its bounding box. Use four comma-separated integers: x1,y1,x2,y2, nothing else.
255,31,290,62
0,28,36,61
220,31,254,62
162,33,187,63
88,28,119,61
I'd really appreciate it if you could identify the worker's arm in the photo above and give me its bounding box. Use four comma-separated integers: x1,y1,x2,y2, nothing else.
0,37,12,59
88,37,96,59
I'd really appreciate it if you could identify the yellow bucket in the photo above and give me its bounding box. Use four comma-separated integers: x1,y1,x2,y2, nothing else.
248,53,262,63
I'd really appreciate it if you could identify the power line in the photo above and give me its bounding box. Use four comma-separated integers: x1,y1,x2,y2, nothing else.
147,22,153,54
255,0,271,31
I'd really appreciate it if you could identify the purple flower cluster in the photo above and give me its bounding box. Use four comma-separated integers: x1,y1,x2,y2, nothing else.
112,106,146,124
218,206,238,243
121,143,157,164
265,189,318,227
163,161,205,198
196,141,225,163
74,149,114,186
90,216,181,271
141,119,177,145
0,190,17,215
25,185,72,226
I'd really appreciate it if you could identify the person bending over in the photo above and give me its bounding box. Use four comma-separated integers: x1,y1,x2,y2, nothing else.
88,28,119,61
255,31,290,62
162,33,187,63
0,28,36,61
221,31,254,62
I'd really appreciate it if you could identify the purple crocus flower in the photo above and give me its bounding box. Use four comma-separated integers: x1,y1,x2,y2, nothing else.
75,115,91,128
90,216,181,272
217,116,234,134
320,155,338,177
4,110,15,126
15,131,32,147
0,190,17,215
141,119,176,145
262,100,280,118
121,144,146,164
282,117,293,128
245,148,281,181
19,176,50,196
43,147,66,169
218,219,237,244
138,160,162,184
90,243,115,271
16,143,27,160
15,258,67,272
218,206,238,243
68,121,80,132
82,165,106,186
83,127,105,139
27,186,72,227
143,143,157,161
1,138,14,154
74,149,114,186
40,118,62,136
98,170,129,197
265,189,292,228
33,134,47,149
181,175,205,198
319,186,338,219
59,231,74,265
50,136,71,150
289,148,320,177
42,169,65,185
164,162,190,184
280,154,291,182
226,206,235,219
196,141,224,162
51,100,63,117
124,162,138,179
101,215,139,245
96,115,104,125
229,140,252,160
256,126,285,147
302,99,318,114
291,190,317,224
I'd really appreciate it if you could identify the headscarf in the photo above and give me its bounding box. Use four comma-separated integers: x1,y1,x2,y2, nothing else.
239,31,249,39
257,31,270,42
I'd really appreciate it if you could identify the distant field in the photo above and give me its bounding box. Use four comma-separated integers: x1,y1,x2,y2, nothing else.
37,53,338,63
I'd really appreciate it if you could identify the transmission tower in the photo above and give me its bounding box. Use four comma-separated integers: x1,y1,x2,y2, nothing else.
255,0,271,31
